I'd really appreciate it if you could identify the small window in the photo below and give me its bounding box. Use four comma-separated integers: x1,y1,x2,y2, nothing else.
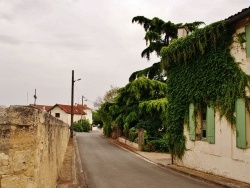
55,113,60,118
189,103,215,143
201,110,207,139
195,106,207,140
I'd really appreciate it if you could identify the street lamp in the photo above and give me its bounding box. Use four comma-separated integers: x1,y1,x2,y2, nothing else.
70,70,81,138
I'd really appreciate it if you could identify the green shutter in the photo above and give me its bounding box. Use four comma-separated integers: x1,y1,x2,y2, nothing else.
206,106,215,144
189,103,195,141
236,98,247,149
246,25,250,57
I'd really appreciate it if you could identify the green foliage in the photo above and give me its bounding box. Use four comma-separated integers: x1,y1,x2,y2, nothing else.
103,123,112,137
235,32,246,47
143,134,169,152
73,122,83,132
73,119,91,132
92,110,103,127
98,77,168,140
128,127,138,142
160,20,250,158
111,77,168,138
130,16,204,82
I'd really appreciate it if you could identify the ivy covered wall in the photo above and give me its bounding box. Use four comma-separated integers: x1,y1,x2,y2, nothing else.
160,21,250,158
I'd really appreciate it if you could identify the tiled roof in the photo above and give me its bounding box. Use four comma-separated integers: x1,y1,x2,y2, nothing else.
30,104,53,111
76,104,92,111
226,6,250,23
50,104,87,115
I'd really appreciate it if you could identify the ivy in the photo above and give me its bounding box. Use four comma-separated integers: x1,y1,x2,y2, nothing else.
160,20,250,158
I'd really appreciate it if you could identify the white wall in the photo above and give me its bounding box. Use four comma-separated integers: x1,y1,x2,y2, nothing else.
177,113,250,183
50,106,69,124
50,106,89,125
84,109,93,124
176,25,250,184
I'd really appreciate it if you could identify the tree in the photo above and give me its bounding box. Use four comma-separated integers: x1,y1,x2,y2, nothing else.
108,77,168,138
93,85,119,136
93,85,119,109
130,16,204,82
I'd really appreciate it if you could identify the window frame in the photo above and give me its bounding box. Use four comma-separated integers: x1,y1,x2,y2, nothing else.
189,103,215,144
55,113,60,118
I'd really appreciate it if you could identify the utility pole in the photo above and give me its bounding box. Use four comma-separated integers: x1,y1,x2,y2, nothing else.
34,89,37,105
70,70,81,138
70,70,74,138
81,95,83,121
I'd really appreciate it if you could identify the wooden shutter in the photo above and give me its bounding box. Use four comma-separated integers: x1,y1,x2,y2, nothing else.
246,25,250,57
189,103,195,141
236,98,247,149
206,106,215,144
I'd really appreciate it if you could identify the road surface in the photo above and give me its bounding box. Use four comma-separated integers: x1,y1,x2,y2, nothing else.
76,129,218,188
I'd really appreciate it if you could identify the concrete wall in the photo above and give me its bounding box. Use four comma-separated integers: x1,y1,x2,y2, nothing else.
0,106,69,188
118,137,139,150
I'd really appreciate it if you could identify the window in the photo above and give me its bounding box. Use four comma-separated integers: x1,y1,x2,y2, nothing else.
55,113,60,118
201,109,207,139
246,25,250,57
189,103,215,143
235,98,250,149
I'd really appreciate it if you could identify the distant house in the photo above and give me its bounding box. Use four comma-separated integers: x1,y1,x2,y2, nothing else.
172,7,250,184
48,104,92,125
75,104,93,124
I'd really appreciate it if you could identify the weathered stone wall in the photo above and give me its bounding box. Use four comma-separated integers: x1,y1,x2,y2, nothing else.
0,106,69,188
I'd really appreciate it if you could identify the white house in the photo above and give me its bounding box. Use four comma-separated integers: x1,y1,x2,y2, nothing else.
175,7,250,184
49,104,92,125
76,104,93,124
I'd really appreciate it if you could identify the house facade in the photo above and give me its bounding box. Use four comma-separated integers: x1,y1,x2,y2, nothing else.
76,104,93,124
49,104,92,125
175,7,250,184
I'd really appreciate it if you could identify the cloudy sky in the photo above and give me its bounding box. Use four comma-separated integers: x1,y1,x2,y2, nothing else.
0,0,249,108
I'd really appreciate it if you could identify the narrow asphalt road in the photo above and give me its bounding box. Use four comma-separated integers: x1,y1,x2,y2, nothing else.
76,130,219,188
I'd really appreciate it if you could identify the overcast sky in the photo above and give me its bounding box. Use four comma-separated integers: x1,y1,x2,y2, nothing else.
0,0,249,108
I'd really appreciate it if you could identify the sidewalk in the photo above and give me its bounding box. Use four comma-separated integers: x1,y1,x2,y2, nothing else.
111,139,250,188
57,137,87,188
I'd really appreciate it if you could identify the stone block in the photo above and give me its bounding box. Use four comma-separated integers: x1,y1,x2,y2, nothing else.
0,153,9,175
12,150,34,174
1,175,35,188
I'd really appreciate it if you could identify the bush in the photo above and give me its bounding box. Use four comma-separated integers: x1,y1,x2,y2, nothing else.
143,134,169,152
128,127,138,142
73,122,83,132
103,123,112,137
73,119,91,132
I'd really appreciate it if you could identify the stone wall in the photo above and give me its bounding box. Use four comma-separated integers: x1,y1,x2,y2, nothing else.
0,106,69,188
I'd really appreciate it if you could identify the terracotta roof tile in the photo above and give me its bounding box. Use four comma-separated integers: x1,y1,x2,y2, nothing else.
50,104,87,115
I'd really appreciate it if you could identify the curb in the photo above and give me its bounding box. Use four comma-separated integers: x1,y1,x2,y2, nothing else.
74,135,88,188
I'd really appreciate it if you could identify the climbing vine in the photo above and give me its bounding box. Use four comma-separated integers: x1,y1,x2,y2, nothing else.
160,21,250,158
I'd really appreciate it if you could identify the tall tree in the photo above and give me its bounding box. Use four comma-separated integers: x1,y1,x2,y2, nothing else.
130,16,204,81
108,77,168,138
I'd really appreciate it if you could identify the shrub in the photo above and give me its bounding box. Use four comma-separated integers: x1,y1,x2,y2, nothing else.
128,127,138,142
73,122,83,132
73,119,91,132
143,134,169,152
